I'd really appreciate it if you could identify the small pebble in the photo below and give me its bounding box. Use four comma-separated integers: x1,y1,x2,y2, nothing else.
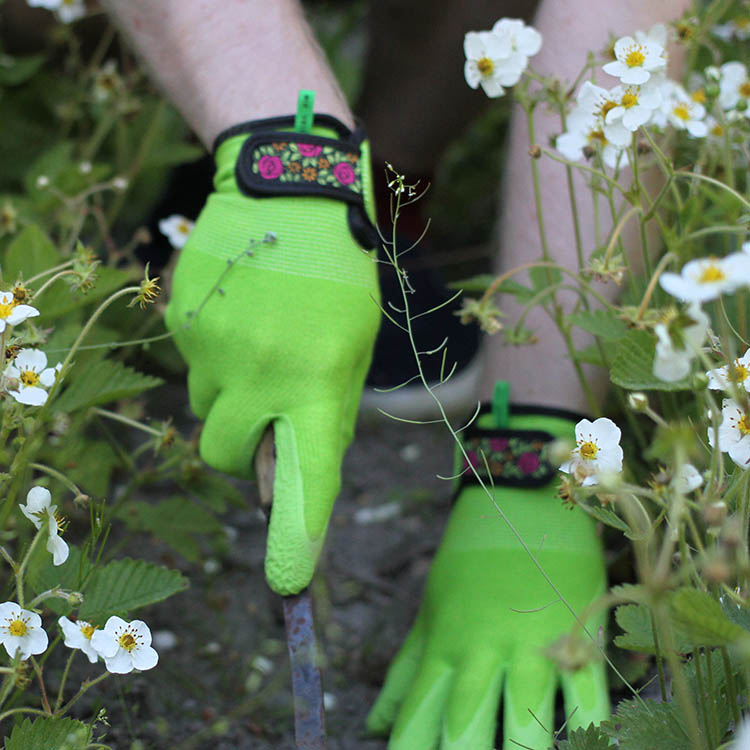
354,501,401,525
152,630,178,651
399,443,421,462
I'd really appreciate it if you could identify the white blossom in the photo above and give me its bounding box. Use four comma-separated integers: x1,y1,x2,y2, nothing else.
19,485,69,566
708,398,750,469
603,34,666,85
0,292,39,333
58,616,100,664
491,18,542,69
26,0,86,23
464,30,520,97
718,61,750,112
158,215,195,250
604,82,662,132
659,253,750,303
653,304,709,382
0,602,48,660
91,616,158,674
707,349,750,392
671,463,703,493
560,418,623,486
5,349,61,406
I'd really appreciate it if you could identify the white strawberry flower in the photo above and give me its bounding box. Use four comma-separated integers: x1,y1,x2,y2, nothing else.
491,18,542,68
464,30,522,98
58,616,101,664
659,252,750,303
708,398,750,469
603,34,666,85
718,61,750,112
19,486,69,566
91,616,159,674
604,82,662,132
5,349,61,406
0,602,48,660
671,463,703,493
158,214,195,250
0,291,39,333
707,349,750,392
560,417,623,486
26,0,86,23
653,304,709,382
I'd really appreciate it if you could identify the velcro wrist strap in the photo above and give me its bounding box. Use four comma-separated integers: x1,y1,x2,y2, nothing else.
235,132,366,204
456,404,583,491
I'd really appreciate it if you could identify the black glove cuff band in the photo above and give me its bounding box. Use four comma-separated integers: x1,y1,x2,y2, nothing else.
455,403,584,491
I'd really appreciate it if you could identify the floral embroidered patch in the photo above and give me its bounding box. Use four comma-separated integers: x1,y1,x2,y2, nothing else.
456,429,557,489
236,133,365,204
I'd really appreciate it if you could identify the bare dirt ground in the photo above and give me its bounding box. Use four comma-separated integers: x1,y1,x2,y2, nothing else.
81,405,454,750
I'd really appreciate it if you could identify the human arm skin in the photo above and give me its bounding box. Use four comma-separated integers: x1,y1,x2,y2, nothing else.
99,0,353,147
481,0,691,413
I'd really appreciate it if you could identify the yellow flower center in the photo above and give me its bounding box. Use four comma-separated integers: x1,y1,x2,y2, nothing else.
698,262,725,284
600,100,617,118
711,123,724,137
691,88,706,103
20,370,40,387
177,221,191,235
81,624,96,640
624,47,645,68
579,441,599,460
620,91,638,109
738,414,750,436
119,632,137,652
587,129,608,145
673,104,691,121
8,619,28,637
740,82,750,98
477,57,494,76
0,301,14,320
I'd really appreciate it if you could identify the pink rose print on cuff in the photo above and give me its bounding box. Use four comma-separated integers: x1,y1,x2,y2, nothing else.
333,161,356,185
297,143,323,157
258,155,283,180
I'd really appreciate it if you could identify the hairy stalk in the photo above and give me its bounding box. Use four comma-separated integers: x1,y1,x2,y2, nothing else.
54,650,76,713
55,672,109,716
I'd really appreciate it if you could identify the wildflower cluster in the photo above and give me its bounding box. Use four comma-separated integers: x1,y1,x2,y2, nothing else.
463,18,541,98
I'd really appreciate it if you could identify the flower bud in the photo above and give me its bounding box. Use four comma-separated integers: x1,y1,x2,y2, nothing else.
36,175,49,189
528,144,542,159
112,176,129,191
704,65,721,82
703,501,727,527
628,392,649,412
66,590,84,607
703,556,732,584
692,372,709,390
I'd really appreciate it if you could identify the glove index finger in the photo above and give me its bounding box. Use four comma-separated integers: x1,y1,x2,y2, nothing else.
265,404,346,596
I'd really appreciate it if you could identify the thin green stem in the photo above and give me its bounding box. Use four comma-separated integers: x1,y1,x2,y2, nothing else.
650,609,668,701
55,671,110,716
16,529,44,608
29,463,84,500
54,650,76,713
91,408,162,437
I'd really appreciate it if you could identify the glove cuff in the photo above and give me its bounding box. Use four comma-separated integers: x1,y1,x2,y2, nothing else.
455,403,585,492
213,114,378,249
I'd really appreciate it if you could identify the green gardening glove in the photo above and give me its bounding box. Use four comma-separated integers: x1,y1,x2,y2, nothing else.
164,114,381,595
367,405,610,749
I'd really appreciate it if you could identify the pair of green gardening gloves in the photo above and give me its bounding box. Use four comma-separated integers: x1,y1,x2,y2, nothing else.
164,112,610,748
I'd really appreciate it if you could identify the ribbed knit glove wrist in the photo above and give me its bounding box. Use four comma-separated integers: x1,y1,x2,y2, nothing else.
367,406,610,749
165,114,381,595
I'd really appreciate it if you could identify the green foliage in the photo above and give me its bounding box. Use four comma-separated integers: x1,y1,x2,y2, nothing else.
610,330,693,390
116,496,227,562
602,698,691,750
558,724,614,750
614,603,693,654
52,359,164,412
670,588,750,648
568,310,627,341
5,717,91,750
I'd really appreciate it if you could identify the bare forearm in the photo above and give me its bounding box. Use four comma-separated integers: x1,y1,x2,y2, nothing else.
482,0,690,413
101,0,353,148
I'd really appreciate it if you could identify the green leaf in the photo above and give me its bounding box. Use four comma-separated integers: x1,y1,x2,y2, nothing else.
530,264,562,293
116,496,226,562
610,330,692,391
558,724,614,750
180,470,246,512
670,588,749,647
52,358,164,412
720,596,750,632
569,310,627,341
27,544,93,615
602,698,689,750
79,557,188,622
584,504,631,534
5,717,91,750
614,603,693,654
682,647,734,740
0,54,45,86
4,224,58,282
572,340,619,368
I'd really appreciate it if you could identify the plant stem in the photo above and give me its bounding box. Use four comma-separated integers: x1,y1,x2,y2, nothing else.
54,650,76,713
650,609,668,701
55,672,109,716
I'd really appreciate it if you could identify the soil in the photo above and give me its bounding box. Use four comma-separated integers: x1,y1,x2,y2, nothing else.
63,399,455,750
